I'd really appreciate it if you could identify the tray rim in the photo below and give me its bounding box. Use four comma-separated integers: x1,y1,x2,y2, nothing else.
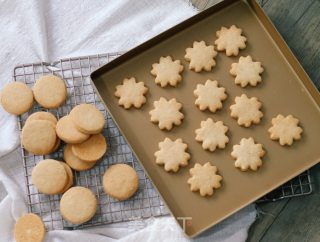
90,0,320,238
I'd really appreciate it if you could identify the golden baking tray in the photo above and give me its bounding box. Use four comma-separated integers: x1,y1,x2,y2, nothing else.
90,0,320,237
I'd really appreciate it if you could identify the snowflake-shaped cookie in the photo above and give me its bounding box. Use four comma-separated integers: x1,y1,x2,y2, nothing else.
187,162,222,197
268,114,303,146
230,94,263,127
150,56,184,87
154,138,190,172
184,41,217,72
231,137,265,171
195,118,229,152
149,97,184,130
194,80,227,113
214,25,247,56
230,56,264,87
114,77,148,109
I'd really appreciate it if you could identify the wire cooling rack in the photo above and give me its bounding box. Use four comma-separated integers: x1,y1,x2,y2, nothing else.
14,52,313,231
15,52,169,231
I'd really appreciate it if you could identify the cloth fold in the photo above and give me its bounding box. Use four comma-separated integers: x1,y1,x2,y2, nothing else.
0,0,256,241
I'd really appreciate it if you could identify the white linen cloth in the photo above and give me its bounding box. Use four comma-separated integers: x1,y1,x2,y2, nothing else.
0,0,257,241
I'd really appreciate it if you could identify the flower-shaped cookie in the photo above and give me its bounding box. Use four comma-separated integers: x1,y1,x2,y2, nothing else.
194,80,227,113
268,114,303,146
230,94,263,127
149,97,184,130
214,25,247,56
114,77,148,109
154,138,190,172
230,56,264,87
195,118,229,152
151,56,184,87
184,41,217,72
231,137,265,171
187,162,222,197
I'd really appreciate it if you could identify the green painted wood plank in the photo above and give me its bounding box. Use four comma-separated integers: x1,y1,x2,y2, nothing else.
263,0,320,88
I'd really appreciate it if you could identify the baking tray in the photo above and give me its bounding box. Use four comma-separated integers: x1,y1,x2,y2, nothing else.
90,0,320,237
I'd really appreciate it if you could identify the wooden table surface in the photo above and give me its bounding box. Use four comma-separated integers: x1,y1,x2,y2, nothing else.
194,0,320,241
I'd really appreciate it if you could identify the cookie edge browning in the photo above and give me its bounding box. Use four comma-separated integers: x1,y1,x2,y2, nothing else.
184,41,217,72
31,159,68,195
14,213,45,242
231,137,266,171
150,56,184,88
0,82,34,115
229,94,263,128
195,118,229,152
154,137,190,172
193,80,228,113
268,114,303,146
214,25,247,56
60,186,97,224
114,77,148,109
103,164,139,201
187,162,223,197
33,75,67,109
149,97,184,131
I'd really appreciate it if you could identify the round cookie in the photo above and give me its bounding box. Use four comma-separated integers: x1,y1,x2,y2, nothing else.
70,104,105,134
32,159,67,195
21,120,57,155
60,162,74,193
33,75,67,109
71,133,107,162
60,186,97,224
1,82,33,115
64,144,96,171
103,164,139,200
56,115,90,144
26,111,57,125
50,138,61,153
14,213,45,242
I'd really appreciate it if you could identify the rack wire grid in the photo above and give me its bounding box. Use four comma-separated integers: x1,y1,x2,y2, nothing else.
15,52,169,231
14,52,313,231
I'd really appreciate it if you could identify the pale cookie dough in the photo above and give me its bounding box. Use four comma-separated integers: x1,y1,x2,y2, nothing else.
114,77,148,109
268,114,303,146
60,162,74,193
31,159,67,195
214,25,247,56
14,213,45,242
33,75,67,109
154,138,190,172
187,162,222,197
21,120,57,155
60,186,97,224
149,97,184,130
230,94,263,127
1,82,33,115
70,104,105,134
151,56,184,87
194,80,227,113
71,133,107,162
103,164,139,200
184,41,217,72
56,115,90,144
231,137,265,171
230,56,264,87
195,118,229,152
26,111,57,125
64,144,96,171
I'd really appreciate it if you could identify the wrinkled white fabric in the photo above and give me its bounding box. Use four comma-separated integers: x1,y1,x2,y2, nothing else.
0,0,256,241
